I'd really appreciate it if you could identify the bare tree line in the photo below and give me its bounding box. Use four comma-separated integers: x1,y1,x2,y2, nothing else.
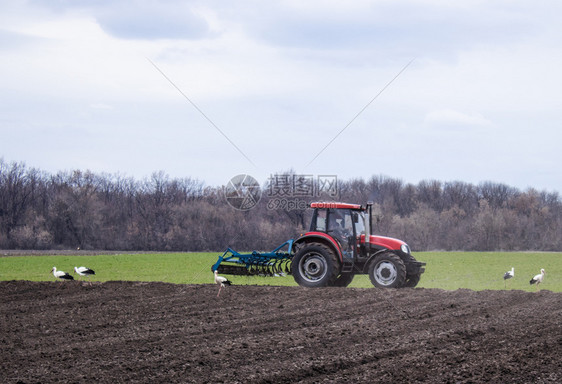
1,159,561,251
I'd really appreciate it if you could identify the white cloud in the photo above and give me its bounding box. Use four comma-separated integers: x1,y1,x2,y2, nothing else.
424,109,493,128
1,1,562,192
96,2,212,40
89,103,113,110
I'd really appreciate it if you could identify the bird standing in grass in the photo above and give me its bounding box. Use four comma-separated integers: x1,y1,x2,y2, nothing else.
529,269,546,291
214,270,232,297
74,266,95,284
51,267,74,281
503,267,514,288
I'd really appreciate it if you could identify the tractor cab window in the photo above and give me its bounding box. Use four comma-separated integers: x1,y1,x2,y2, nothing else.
327,209,365,257
328,209,353,236
354,212,366,236
327,209,355,258
312,209,327,232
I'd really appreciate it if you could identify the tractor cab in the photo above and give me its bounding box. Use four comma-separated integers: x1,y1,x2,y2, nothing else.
309,203,366,260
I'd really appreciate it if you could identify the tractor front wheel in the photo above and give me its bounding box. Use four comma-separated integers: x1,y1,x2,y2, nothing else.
291,243,339,288
368,252,407,288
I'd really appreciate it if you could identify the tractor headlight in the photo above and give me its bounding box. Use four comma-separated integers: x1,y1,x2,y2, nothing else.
401,244,410,254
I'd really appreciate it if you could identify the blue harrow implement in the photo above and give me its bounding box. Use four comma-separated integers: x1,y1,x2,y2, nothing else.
211,240,294,276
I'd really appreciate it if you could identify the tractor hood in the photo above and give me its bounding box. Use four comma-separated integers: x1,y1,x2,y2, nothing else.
361,234,408,252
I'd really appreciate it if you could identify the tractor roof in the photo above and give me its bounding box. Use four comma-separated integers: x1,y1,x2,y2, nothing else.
310,202,364,210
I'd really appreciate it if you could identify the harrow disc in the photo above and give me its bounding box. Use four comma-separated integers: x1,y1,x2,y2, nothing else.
282,259,292,275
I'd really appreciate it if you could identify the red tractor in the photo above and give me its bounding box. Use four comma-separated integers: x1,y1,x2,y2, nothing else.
212,201,425,288
290,202,425,288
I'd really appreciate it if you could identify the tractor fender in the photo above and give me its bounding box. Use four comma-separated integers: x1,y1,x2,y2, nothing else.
363,247,416,274
362,235,409,273
362,248,390,273
293,232,344,263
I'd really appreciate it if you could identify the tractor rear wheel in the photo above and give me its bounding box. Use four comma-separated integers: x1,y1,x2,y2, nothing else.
368,252,407,288
291,243,339,288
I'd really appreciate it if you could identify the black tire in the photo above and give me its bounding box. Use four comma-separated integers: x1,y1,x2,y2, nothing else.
331,273,354,287
404,273,421,288
291,243,340,288
368,252,407,288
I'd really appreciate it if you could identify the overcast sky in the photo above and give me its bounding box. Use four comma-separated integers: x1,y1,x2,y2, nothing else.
1,0,561,193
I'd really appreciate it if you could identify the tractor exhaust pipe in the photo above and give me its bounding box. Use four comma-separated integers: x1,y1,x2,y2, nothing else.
366,201,373,256
366,201,373,237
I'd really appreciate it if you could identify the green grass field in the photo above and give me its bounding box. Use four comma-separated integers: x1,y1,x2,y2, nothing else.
1,251,560,292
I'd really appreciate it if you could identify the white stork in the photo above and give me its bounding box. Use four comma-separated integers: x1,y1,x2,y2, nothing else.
214,270,232,297
51,267,74,281
503,267,514,288
529,269,546,290
74,266,95,284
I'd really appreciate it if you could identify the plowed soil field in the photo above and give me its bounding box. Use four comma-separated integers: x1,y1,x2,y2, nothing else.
1,281,561,383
